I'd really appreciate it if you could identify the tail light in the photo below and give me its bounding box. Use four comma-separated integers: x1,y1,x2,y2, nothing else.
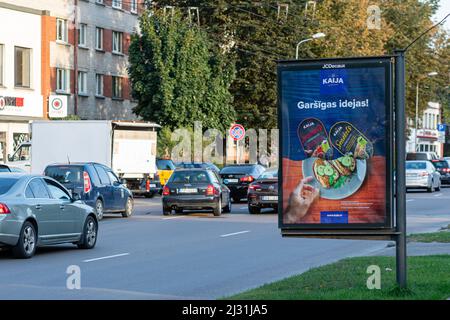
418,171,429,177
162,185,170,196
444,168,450,173
240,175,254,183
0,203,10,214
146,179,150,192
205,184,219,196
248,184,261,191
83,171,91,193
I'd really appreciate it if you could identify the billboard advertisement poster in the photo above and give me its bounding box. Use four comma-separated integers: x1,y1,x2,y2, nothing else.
278,57,393,230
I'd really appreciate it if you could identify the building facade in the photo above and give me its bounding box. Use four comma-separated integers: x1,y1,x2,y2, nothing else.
0,0,145,160
407,102,444,157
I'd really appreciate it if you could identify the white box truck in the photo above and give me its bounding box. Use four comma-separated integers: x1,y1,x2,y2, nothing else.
6,120,161,196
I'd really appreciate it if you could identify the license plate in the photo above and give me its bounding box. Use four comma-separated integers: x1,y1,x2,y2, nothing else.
178,188,197,193
262,196,278,201
149,184,156,188
225,179,238,184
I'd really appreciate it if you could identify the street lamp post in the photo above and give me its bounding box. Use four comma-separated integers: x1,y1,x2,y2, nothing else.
295,32,325,59
414,71,438,152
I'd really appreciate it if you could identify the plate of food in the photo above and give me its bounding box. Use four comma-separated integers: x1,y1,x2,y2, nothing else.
302,155,367,200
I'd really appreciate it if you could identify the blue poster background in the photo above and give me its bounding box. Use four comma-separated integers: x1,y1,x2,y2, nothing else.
281,66,387,161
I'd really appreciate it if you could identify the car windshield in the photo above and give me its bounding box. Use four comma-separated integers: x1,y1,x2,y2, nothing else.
220,166,254,174
406,162,426,170
170,171,210,183
0,178,19,195
157,159,176,170
432,161,448,169
259,170,278,179
45,166,83,184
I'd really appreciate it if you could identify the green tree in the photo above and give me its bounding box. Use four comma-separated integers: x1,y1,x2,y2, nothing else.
128,10,236,132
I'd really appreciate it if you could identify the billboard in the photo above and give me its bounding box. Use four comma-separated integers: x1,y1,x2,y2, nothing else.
278,57,393,230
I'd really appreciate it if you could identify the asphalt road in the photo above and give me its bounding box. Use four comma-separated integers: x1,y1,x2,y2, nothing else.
0,187,449,299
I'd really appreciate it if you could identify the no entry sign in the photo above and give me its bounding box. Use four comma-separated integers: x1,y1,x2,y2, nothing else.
229,124,245,141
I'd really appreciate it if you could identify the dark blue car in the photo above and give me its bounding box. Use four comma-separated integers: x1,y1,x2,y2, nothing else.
44,162,133,220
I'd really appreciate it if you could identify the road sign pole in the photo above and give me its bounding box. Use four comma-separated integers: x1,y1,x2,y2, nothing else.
394,49,407,288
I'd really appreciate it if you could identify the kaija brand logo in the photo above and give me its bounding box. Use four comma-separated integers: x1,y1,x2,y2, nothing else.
322,73,344,85
0,96,25,110
320,69,348,95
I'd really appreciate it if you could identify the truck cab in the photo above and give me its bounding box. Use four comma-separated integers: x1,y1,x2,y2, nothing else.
6,141,31,172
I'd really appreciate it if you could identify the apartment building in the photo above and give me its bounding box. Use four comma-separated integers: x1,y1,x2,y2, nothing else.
0,0,145,159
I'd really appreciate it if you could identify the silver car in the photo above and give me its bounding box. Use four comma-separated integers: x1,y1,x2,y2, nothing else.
405,161,441,192
0,174,98,258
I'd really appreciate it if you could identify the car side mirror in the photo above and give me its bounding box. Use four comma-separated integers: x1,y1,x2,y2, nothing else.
72,192,81,202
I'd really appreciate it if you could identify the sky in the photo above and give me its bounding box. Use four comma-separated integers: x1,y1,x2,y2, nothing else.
433,0,450,30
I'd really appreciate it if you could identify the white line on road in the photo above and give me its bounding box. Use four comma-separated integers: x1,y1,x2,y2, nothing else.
406,199,415,202
83,253,130,263
434,193,443,197
220,230,251,238
162,216,183,220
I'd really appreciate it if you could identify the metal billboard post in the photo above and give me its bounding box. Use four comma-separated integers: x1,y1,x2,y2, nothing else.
394,49,407,288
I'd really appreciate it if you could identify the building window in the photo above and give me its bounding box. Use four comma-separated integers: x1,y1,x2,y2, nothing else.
112,31,123,54
15,47,31,88
112,76,122,98
130,0,137,13
56,68,70,93
112,0,122,9
78,23,87,47
78,71,87,95
95,74,104,96
95,27,103,50
57,19,68,43
0,44,3,86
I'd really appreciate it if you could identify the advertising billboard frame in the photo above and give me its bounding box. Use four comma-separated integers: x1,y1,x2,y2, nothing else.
277,55,395,235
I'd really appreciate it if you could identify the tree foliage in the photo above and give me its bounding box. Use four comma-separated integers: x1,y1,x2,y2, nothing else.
128,10,236,132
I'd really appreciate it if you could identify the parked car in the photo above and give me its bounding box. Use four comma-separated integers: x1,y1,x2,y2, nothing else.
219,164,266,202
0,173,98,258
162,168,231,216
0,164,25,173
405,161,441,192
406,152,439,161
44,162,133,220
431,160,450,184
176,162,220,173
247,168,278,214
156,158,176,186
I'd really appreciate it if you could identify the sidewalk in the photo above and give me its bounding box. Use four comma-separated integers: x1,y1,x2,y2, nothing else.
370,242,450,256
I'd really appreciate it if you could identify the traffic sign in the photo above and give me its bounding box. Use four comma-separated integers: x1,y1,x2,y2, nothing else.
229,124,245,141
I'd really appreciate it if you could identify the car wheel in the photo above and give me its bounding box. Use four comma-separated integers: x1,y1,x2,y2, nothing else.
213,198,222,216
223,197,232,213
95,199,104,220
248,205,261,214
12,221,37,259
175,208,183,214
122,197,133,218
77,216,98,249
144,193,154,198
163,206,171,216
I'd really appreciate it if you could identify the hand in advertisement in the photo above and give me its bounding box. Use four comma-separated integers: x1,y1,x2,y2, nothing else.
285,176,320,223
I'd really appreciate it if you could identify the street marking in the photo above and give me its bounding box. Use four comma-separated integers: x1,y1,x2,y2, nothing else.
162,216,183,220
220,230,250,238
240,207,248,210
406,199,415,202
83,253,130,263
433,193,443,197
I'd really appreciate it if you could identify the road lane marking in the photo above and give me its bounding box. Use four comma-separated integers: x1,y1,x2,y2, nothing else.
162,216,183,220
83,253,130,263
434,193,443,197
406,199,414,202
220,230,250,238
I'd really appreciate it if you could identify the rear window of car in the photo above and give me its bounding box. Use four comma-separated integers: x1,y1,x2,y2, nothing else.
406,162,426,170
432,161,449,169
169,171,211,183
220,165,255,174
157,159,176,170
45,166,83,185
0,178,18,195
259,170,278,179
